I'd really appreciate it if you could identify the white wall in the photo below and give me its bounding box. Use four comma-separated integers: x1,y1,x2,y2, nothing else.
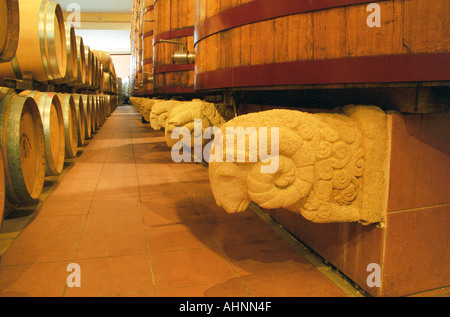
110,54,131,80
74,30,131,54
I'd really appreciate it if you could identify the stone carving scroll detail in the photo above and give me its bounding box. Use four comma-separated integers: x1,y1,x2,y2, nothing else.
208,106,388,225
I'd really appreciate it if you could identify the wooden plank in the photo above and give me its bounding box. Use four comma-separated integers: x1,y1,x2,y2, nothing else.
240,23,251,66
313,7,347,60
250,19,275,65
402,0,450,54
346,1,403,57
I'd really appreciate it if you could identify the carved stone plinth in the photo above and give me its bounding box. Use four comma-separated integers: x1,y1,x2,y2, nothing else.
208,106,388,225
165,100,234,148
149,100,181,130
140,98,162,123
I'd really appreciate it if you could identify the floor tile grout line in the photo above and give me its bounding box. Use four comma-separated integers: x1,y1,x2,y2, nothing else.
62,112,119,297
131,109,158,297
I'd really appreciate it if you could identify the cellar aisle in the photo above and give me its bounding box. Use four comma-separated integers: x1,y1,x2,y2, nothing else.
0,105,360,297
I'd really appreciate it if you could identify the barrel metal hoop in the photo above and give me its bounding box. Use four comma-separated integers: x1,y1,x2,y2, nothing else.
195,53,450,90
154,64,194,74
11,56,22,79
38,0,53,81
153,27,194,45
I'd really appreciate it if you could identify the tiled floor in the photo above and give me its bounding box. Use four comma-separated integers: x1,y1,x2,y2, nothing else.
0,105,362,297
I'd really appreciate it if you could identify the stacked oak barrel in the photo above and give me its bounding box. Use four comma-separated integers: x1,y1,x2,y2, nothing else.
0,0,119,225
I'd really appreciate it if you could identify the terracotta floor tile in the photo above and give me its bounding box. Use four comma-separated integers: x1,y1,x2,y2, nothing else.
37,200,92,217
89,197,141,214
207,218,283,247
47,179,98,201
140,195,193,210
75,229,147,260
75,150,108,163
146,220,216,254
0,233,81,265
62,163,104,180
222,240,314,277
0,261,69,297
64,254,154,297
156,278,250,297
100,163,137,178
151,247,237,290
136,165,175,178
82,211,144,234
94,176,140,199
143,206,199,226
241,271,347,297
15,214,86,239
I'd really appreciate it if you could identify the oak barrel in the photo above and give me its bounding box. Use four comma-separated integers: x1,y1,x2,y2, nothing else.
194,0,450,91
55,23,78,85
57,93,78,158
81,94,92,139
0,89,45,205
83,45,93,88
73,94,86,147
93,50,112,73
153,0,195,94
0,0,19,63
73,36,86,86
0,0,67,82
90,95,97,133
19,90,64,176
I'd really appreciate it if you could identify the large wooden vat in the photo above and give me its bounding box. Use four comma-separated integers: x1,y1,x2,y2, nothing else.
153,0,196,94
72,94,85,147
81,94,92,139
19,90,64,176
0,0,19,63
0,89,45,205
194,0,450,95
57,93,78,158
136,0,144,95
0,0,67,82
142,0,154,94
